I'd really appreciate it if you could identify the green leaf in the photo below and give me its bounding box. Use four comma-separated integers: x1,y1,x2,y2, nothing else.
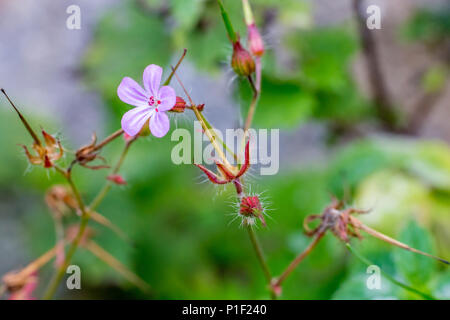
332,273,399,300
393,220,436,287
171,0,205,32
239,76,315,129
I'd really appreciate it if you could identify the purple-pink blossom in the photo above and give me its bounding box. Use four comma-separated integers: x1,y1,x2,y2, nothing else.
117,64,176,138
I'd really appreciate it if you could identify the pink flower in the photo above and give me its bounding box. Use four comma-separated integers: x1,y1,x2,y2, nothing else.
117,65,176,138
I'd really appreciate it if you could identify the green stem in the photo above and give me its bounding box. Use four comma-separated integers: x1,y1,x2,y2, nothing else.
163,49,187,86
345,243,436,300
246,225,276,300
217,0,238,43
90,138,136,211
244,76,259,132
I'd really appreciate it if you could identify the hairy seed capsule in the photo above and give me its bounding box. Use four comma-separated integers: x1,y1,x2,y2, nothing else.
231,41,255,77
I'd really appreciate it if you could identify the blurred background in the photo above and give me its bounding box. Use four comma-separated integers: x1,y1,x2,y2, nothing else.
0,0,449,299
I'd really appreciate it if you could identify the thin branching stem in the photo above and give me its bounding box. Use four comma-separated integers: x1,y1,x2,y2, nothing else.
92,129,124,152
274,232,325,288
246,225,276,300
43,167,89,299
90,137,136,211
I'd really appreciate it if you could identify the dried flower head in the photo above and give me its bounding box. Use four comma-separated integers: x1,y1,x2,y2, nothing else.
1,89,63,168
75,133,111,170
21,130,63,168
304,197,449,264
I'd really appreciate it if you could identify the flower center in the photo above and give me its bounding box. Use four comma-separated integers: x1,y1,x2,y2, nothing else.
148,96,162,108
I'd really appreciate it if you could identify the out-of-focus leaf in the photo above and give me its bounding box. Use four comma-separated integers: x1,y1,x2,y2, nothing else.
332,273,399,300
393,220,436,287
431,271,450,299
171,0,205,32
422,66,447,94
401,8,450,43
355,169,429,233
288,28,358,91
240,76,315,129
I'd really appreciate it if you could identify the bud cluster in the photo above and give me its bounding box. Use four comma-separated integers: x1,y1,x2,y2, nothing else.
239,195,266,227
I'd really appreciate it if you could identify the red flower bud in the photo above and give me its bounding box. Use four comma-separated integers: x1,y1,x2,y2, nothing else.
231,41,255,76
170,96,186,113
107,174,127,185
248,24,265,57
240,195,266,226
240,196,262,216
123,132,135,142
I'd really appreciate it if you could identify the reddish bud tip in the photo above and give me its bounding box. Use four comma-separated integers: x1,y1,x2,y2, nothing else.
170,96,186,113
240,196,262,217
123,132,135,142
248,24,265,57
231,41,255,77
107,174,127,185
196,104,205,112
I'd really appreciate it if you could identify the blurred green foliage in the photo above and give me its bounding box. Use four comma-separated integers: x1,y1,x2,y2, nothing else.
1,0,449,300
402,7,450,44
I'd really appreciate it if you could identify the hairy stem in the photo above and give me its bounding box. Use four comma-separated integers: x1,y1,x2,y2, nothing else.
246,225,276,300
